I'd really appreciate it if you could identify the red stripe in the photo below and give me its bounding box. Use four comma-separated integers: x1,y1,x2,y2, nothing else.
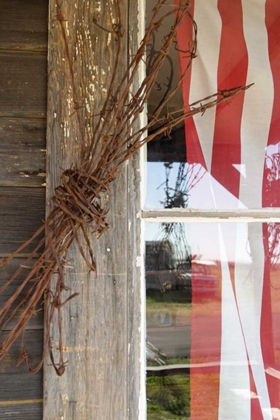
176,0,206,167
211,0,248,199
263,0,280,207
190,226,221,420
262,0,280,412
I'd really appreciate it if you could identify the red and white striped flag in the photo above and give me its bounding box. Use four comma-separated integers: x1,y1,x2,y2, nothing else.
176,1,280,419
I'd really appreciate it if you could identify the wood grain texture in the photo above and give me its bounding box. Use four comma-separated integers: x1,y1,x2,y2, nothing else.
0,401,43,420
0,187,45,254
0,373,42,401
44,1,131,419
0,51,47,118
0,330,43,416
0,118,46,187
0,0,48,51
0,330,43,376
0,258,44,330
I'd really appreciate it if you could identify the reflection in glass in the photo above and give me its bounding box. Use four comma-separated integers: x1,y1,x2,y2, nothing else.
145,222,280,420
146,141,280,210
145,0,280,211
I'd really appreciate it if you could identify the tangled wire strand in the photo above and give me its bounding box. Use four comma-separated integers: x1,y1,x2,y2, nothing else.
0,0,251,375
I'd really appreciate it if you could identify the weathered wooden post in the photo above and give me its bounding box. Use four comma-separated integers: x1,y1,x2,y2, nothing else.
44,1,143,418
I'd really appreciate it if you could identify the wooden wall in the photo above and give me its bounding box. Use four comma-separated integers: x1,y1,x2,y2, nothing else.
0,1,48,418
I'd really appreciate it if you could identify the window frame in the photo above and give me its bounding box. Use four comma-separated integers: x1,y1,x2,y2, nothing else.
139,1,280,419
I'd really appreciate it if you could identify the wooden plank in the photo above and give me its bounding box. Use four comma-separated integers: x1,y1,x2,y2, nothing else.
0,330,43,417
0,117,46,187
0,187,45,254
44,1,130,419
0,51,47,118
0,330,43,375
0,400,42,420
0,0,48,52
0,374,42,401
0,258,44,330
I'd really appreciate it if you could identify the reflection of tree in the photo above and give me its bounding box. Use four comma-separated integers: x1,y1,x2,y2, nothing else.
155,162,205,268
264,148,280,208
147,161,206,295
159,162,205,209
266,223,280,270
264,147,280,268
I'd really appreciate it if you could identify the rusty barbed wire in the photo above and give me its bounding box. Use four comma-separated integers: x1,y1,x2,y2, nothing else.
0,0,252,375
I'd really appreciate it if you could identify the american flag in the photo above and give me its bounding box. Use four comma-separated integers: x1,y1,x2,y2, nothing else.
176,0,280,418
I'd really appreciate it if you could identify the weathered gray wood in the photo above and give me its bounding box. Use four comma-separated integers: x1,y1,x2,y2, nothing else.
0,330,43,375
0,51,47,118
0,187,45,254
0,117,46,187
0,330,43,418
0,2,46,417
0,258,44,330
44,1,131,419
0,402,42,420
0,373,42,401
0,0,48,51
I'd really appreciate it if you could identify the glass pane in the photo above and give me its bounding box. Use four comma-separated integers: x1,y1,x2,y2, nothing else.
146,221,280,420
145,1,280,210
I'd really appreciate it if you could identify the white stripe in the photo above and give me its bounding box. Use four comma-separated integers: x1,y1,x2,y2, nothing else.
189,0,221,172
239,0,274,208
235,223,272,419
218,224,250,420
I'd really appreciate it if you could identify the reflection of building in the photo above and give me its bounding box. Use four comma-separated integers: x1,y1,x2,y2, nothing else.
146,239,219,295
177,260,218,296
145,240,176,291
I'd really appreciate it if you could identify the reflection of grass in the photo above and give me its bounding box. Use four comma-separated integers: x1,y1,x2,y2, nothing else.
146,290,191,319
147,290,191,306
147,374,190,420
146,289,222,317
147,356,190,419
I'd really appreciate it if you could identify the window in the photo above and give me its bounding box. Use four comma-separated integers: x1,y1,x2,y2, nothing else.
143,1,280,419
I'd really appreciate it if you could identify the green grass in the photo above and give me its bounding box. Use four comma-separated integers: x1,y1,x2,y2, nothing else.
146,292,191,419
147,373,190,420
146,290,192,306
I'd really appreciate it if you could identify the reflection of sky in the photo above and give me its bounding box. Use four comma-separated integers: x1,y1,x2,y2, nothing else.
144,145,280,263
145,162,247,210
145,142,280,210
145,222,253,264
